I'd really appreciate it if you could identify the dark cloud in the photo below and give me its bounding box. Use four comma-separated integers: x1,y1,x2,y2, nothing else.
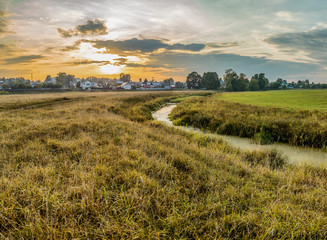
66,60,112,66
88,38,205,54
58,19,108,38
3,55,45,64
207,42,240,48
0,43,14,54
57,28,74,38
124,51,319,81
61,41,82,51
265,28,327,62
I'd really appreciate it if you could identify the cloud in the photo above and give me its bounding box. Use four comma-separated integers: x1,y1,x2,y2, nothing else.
57,28,74,38
66,60,112,65
3,55,45,64
275,11,299,22
206,42,240,48
0,9,8,35
265,28,327,62
58,19,108,38
124,51,319,81
88,38,205,54
0,43,16,54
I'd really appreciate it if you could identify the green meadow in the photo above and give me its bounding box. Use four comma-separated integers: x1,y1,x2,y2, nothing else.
218,89,327,110
2,91,327,239
171,90,327,148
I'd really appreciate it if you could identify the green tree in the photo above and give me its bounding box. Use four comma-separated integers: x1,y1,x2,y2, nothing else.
251,73,269,90
201,72,220,90
186,72,202,89
224,69,239,91
249,78,260,91
238,73,249,91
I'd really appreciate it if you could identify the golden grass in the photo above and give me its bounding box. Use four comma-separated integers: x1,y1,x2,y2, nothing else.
1,91,327,239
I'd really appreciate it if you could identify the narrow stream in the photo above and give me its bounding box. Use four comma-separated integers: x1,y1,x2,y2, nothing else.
153,104,327,167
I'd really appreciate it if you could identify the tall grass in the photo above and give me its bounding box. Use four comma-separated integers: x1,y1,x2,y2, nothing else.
1,91,327,238
171,95,327,148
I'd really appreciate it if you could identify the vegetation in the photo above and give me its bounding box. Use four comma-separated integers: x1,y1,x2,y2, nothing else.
2,91,327,238
186,71,220,90
219,90,327,110
186,71,202,89
225,69,249,91
201,72,220,90
170,92,327,148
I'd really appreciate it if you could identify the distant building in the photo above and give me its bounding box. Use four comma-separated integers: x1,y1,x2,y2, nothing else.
91,82,98,88
81,81,91,90
121,82,135,90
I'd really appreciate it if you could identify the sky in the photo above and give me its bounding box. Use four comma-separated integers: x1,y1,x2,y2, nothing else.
1,0,327,82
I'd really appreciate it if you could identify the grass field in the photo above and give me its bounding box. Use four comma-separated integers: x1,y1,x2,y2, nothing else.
2,91,327,238
218,89,327,110
171,91,327,148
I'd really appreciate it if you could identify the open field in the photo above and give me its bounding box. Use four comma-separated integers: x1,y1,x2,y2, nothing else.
2,91,327,238
171,92,327,148
218,90,327,110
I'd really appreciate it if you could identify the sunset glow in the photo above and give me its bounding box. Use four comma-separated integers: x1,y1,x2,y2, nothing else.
1,0,327,82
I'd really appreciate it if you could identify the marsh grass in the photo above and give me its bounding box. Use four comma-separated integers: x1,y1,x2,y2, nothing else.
1,91,327,239
171,95,327,148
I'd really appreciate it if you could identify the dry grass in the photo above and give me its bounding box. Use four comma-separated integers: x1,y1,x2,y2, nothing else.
1,91,327,239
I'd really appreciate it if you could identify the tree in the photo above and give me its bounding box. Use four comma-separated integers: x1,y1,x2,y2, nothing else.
251,73,269,90
249,78,259,91
276,78,283,86
163,78,175,86
186,72,202,89
120,73,131,82
175,82,184,88
224,69,239,91
45,75,52,82
56,72,75,88
238,73,249,91
201,72,220,90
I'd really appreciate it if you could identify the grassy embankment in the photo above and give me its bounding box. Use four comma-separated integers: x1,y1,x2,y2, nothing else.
171,90,327,148
1,91,327,239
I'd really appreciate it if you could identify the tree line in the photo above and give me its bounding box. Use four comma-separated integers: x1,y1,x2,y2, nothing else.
186,69,318,91
186,69,270,91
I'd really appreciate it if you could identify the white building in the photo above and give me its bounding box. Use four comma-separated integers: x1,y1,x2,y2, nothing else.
121,82,134,90
81,81,91,90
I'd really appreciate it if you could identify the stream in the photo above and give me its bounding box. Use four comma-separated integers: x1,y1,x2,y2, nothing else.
153,104,327,167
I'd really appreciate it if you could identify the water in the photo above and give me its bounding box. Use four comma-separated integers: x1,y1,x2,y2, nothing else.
153,104,327,167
